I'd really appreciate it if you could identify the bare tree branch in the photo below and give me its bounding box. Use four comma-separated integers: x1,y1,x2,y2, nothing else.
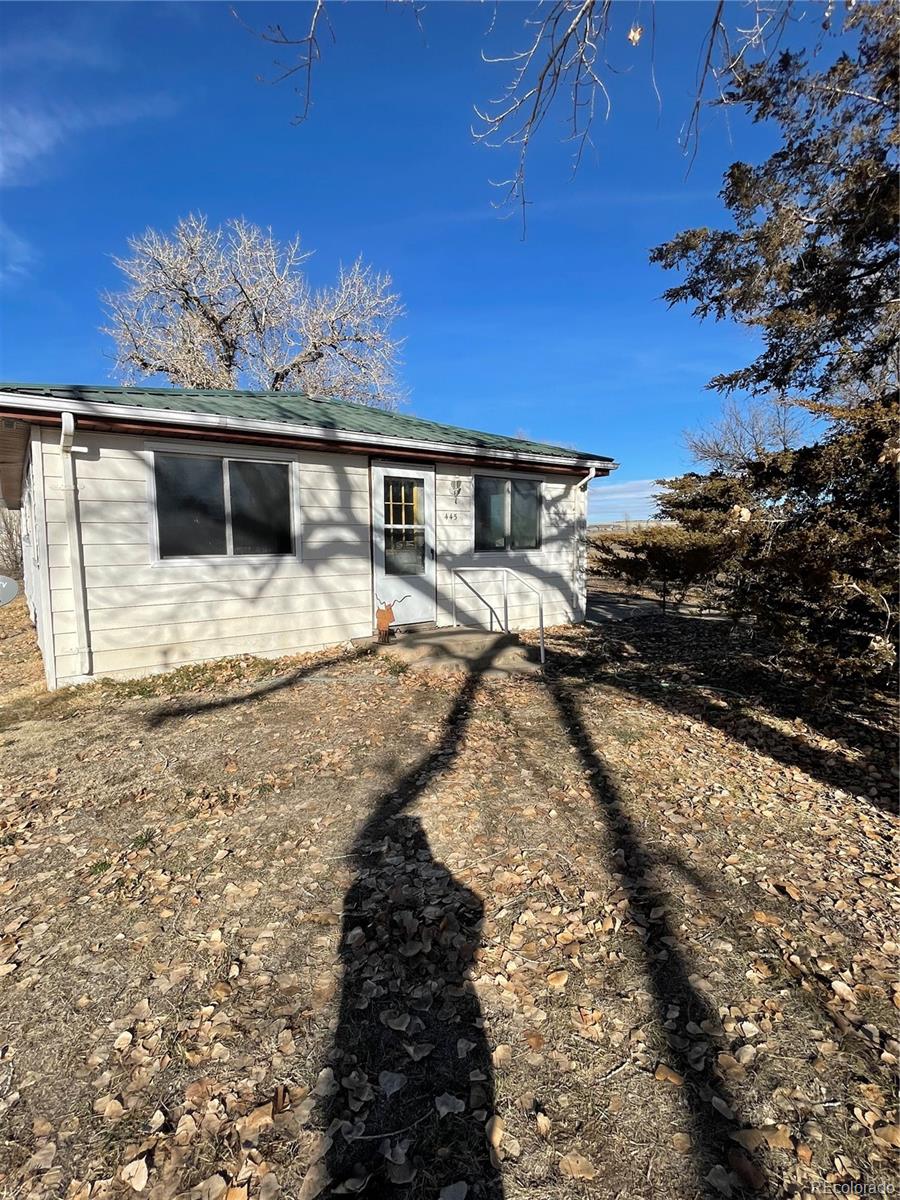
232,0,333,123
241,1,822,220
685,396,807,471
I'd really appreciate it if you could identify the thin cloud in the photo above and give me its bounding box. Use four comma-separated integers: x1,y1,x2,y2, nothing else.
0,33,118,71
0,96,179,187
589,478,659,523
371,186,713,237
0,91,178,287
0,220,35,285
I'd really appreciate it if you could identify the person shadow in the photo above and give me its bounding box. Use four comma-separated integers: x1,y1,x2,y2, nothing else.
321,657,505,1197
322,809,503,1197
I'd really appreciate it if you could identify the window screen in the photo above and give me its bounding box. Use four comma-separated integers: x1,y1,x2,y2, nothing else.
474,476,507,552
510,480,541,550
229,460,293,556
154,453,226,559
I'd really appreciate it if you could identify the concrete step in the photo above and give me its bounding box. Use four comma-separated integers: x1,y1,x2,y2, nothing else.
379,626,542,676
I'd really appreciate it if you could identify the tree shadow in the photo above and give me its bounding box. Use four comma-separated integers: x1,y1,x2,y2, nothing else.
320,647,505,1198
556,609,897,814
143,645,374,727
545,671,759,1197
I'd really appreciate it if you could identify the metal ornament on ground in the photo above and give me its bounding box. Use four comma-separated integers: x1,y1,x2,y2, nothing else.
0,577,18,607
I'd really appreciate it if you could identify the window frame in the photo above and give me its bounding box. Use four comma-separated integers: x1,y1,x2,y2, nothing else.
146,441,302,566
473,472,543,554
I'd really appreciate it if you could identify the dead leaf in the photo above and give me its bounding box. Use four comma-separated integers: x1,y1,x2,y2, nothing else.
730,1129,767,1152
439,1185,468,1200
728,1148,765,1191
386,1162,416,1184
121,1157,149,1193
297,1163,329,1200
378,1071,407,1098
559,1151,596,1180
547,969,569,990
197,1176,227,1200
491,1044,512,1067
706,1165,734,1196
654,1063,684,1086
873,1124,900,1148
312,1068,339,1097
435,1093,465,1117
485,1116,504,1149
259,1175,280,1200
831,979,856,1004
25,1142,57,1173
403,1042,434,1061
762,1124,793,1152
236,1102,273,1146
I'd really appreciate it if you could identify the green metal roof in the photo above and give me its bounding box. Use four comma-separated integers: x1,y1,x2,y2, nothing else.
0,383,614,464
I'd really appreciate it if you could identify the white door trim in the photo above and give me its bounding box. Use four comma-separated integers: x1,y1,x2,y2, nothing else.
372,461,436,626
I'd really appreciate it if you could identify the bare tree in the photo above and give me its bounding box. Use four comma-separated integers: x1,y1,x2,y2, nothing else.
686,397,806,471
102,214,404,408
0,506,23,580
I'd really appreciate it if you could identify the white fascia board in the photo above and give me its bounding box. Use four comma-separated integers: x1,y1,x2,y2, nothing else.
0,392,619,474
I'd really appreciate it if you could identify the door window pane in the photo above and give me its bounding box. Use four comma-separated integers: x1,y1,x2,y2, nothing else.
511,480,541,550
384,529,425,575
155,453,226,558
474,476,507,551
384,478,423,526
229,460,293,556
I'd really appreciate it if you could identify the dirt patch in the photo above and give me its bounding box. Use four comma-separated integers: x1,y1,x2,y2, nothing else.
0,597,896,1199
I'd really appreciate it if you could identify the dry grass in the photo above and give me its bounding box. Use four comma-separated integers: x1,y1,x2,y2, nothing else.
0,596,897,1200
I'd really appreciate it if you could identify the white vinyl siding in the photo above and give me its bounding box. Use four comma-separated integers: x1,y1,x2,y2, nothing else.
37,428,374,687
435,464,585,632
30,427,590,688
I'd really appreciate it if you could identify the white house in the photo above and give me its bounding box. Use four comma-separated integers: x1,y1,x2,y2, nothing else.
0,384,617,689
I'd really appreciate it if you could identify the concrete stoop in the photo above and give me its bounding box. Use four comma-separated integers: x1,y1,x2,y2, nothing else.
379,626,543,677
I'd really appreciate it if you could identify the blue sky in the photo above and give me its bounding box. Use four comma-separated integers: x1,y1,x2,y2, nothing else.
0,1,791,520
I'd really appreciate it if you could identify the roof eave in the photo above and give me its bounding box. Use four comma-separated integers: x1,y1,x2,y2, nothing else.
0,391,618,475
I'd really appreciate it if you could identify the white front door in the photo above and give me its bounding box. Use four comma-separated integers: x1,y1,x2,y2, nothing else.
372,462,436,626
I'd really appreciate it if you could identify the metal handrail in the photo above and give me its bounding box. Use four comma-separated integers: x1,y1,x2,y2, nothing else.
450,567,545,666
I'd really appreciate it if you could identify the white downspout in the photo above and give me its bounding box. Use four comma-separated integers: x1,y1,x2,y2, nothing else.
573,467,597,623
60,413,92,677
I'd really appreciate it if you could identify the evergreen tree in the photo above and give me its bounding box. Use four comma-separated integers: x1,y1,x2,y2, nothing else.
651,3,898,682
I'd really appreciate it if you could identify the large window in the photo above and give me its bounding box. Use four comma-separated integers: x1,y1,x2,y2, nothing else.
474,476,541,552
153,452,295,560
